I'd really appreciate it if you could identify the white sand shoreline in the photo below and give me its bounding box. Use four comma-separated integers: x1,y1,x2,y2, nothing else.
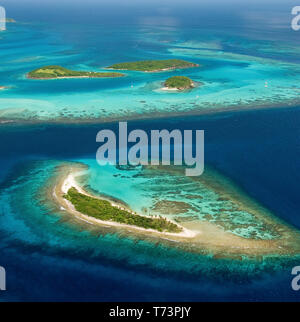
57,171,198,238
160,87,181,91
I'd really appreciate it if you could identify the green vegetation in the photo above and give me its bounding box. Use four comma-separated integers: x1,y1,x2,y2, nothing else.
64,187,182,233
164,76,194,89
28,65,125,79
108,59,199,72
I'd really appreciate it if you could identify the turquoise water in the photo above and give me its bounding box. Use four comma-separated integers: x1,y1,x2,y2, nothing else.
0,12,299,122
82,160,280,240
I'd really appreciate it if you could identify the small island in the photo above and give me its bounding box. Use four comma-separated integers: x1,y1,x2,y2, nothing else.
64,187,182,233
6,18,16,23
163,76,195,91
108,59,199,72
27,65,125,79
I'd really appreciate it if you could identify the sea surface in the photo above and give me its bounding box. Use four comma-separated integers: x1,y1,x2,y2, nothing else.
1,107,300,301
0,0,300,301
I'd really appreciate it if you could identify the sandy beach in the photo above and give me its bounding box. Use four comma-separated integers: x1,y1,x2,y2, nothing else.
55,168,197,239
160,87,182,91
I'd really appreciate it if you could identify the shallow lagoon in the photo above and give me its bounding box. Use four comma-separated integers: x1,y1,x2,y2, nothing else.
0,21,299,122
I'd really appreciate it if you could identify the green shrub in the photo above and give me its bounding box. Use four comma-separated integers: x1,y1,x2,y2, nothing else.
164,76,193,89
64,188,182,233
109,59,199,71
28,65,124,79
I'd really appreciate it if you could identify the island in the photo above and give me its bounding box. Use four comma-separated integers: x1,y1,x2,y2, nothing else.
6,18,16,23
163,76,195,91
108,59,199,72
64,187,182,233
27,65,125,79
